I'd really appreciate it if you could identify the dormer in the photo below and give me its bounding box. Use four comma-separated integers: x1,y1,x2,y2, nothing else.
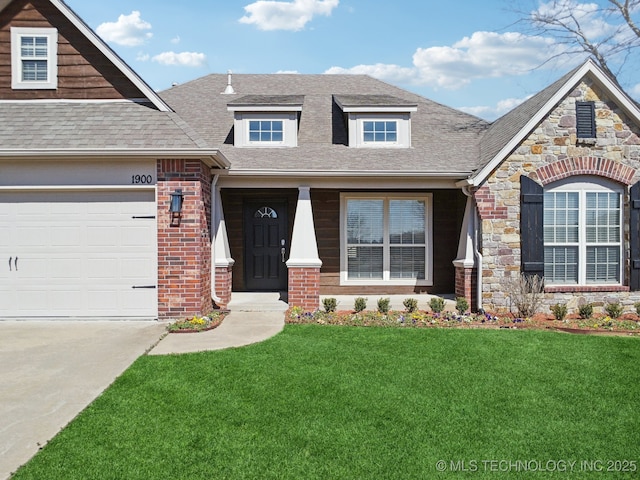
227,95,304,148
334,95,417,148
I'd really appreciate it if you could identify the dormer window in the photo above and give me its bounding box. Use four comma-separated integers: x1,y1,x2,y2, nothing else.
11,27,58,90
334,95,417,148
228,95,304,148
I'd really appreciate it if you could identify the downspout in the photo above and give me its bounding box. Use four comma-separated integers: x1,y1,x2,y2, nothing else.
462,186,483,312
211,174,221,304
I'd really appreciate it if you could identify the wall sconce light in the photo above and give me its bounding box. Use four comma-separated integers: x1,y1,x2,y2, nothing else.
170,188,183,226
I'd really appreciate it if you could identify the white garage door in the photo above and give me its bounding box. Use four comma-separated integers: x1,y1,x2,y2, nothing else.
0,190,157,319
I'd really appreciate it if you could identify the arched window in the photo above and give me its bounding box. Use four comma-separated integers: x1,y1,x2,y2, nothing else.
544,176,622,285
254,206,278,219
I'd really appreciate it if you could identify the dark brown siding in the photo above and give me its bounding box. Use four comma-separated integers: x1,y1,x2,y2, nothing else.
0,0,146,100
313,189,466,295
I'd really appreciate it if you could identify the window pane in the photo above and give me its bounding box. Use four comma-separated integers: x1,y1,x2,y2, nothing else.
249,121,260,130
347,246,383,279
544,247,578,284
390,247,425,279
22,60,47,81
389,200,425,244
347,200,383,244
586,247,619,284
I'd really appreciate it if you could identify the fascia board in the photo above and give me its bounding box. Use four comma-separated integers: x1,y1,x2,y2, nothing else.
340,106,418,113
49,0,172,113
227,105,303,112
226,169,471,178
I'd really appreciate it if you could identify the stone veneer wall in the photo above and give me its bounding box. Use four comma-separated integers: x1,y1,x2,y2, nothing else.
477,79,640,313
157,159,213,319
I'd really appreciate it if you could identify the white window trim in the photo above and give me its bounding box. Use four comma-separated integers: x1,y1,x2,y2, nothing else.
340,193,433,286
11,27,58,90
348,113,411,148
544,177,623,286
233,112,298,148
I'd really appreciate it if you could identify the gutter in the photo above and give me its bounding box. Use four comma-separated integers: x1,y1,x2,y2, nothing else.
227,169,473,178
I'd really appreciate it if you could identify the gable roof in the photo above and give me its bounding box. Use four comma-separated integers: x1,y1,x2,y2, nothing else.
161,74,488,177
0,0,170,112
465,59,640,187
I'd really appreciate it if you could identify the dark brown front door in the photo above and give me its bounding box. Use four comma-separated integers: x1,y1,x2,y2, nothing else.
244,201,288,291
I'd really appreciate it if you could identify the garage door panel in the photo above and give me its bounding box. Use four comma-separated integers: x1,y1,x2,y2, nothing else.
0,190,157,319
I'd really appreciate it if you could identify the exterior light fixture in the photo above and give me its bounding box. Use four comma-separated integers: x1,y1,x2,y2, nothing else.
170,188,183,226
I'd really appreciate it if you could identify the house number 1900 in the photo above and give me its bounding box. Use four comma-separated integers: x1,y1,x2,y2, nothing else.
132,175,153,184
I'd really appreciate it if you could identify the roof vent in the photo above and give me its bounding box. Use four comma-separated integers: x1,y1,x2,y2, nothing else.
222,70,235,95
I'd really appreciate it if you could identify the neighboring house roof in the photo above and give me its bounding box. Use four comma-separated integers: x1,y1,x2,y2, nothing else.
161,74,488,177
467,59,640,187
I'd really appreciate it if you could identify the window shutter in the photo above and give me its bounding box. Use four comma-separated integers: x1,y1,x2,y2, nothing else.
520,176,544,279
630,181,640,290
576,101,596,138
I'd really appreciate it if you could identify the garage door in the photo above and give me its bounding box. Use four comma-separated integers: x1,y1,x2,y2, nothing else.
0,190,157,319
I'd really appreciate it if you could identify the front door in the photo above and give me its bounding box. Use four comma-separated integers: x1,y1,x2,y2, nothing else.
244,201,288,291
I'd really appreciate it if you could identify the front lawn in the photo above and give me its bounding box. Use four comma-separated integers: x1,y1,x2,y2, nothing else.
13,326,640,479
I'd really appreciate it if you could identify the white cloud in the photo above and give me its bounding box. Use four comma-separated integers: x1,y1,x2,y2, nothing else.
275,70,300,74
325,31,561,90
136,53,150,62
239,0,339,31
631,83,640,97
152,51,207,67
534,1,614,40
171,35,181,44
460,95,534,120
96,11,153,47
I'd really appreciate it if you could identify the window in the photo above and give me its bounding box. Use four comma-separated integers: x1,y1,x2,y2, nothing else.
576,101,596,139
11,27,58,90
342,194,432,284
249,120,284,143
544,178,622,285
363,121,397,143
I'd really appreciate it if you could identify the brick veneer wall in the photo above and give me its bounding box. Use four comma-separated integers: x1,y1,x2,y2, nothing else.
288,267,321,311
157,159,213,319
455,266,477,312
215,266,233,309
477,79,640,313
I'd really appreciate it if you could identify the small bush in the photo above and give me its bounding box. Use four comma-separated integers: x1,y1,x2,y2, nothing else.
578,303,593,319
503,273,544,318
403,298,419,313
377,298,391,314
550,303,568,321
455,297,469,315
354,297,367,313
635,302,640,316
429,297,446,314
604,301,623,319
322,298,337,313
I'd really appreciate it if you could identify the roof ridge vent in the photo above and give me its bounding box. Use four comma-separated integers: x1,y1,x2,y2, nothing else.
222,70,235,95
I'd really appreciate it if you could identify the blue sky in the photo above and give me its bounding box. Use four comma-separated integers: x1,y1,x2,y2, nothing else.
65,0,640,120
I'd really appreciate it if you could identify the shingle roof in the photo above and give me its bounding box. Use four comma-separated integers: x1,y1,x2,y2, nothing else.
334,94,418,109
227,95,305,108
161,74,489,175
0,101,209,151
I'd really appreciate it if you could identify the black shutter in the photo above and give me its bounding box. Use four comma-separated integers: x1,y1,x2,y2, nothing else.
576,101,596,138
520,176,544,279
630,181,640,290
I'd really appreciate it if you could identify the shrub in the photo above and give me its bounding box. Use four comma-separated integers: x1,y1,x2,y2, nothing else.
635,302,640,316
322,297,337,313
578,303,593,319
503,273,544,318
377,298,391,314
354,297,367,313
604,301,623,319
429,297,446,314
403,298,419,313
550,303,568,321
455,297,469,315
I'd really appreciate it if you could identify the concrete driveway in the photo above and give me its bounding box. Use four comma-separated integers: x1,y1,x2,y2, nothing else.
0,320,166,480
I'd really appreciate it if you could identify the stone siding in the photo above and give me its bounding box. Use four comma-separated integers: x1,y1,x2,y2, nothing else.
478,79,640,314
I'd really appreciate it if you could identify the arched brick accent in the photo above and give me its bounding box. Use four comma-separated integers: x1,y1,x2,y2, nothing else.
535,157,637,185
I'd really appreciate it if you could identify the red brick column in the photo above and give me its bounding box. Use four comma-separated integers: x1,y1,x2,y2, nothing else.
214,266,233,309
288,267,320,312
455,266,477,312
157,159,213,319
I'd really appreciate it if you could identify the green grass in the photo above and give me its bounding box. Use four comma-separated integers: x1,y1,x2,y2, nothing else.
13,326,640,479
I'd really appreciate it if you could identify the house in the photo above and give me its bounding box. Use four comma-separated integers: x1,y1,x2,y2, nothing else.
2,0,640,320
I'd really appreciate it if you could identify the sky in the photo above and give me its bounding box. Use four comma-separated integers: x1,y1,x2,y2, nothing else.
64,0,640,121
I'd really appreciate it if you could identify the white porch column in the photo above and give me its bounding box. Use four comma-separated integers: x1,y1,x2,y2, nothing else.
453,195,476,270
453,194,480,312
286,186,322,310
212,184,234,307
